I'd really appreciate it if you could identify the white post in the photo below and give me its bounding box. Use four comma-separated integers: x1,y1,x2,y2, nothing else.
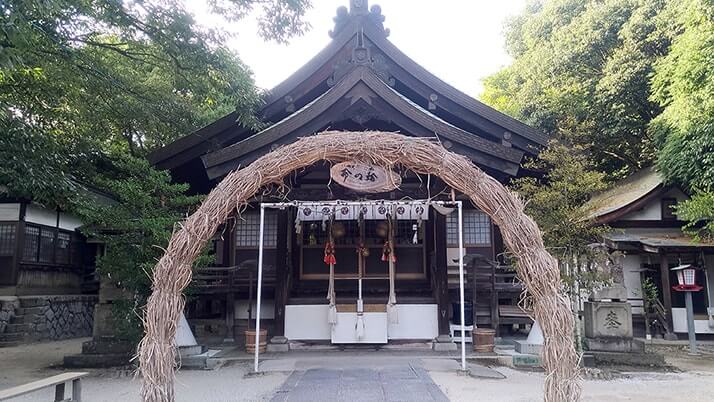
254,205,266,372
457,201,466,371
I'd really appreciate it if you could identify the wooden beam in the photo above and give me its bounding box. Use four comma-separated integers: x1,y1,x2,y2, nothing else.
659,253,674,334
273,210,289,337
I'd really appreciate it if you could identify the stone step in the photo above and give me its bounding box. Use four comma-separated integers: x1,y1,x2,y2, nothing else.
18,297,49,308
64,353,133,368
15,307,44,315
0,332,25,342
0,340,22,348
3,323,30,333
9,314,35,324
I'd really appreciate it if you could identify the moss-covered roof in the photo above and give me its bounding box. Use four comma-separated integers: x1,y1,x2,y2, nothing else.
584,166,663,222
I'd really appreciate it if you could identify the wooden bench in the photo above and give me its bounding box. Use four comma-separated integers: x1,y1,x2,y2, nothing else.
0,372,88,401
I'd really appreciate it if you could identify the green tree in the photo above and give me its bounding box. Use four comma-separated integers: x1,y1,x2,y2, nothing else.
511,142,608,253
1,0,311,342
650,0,714,239
482,0,671,179
77,156,205,341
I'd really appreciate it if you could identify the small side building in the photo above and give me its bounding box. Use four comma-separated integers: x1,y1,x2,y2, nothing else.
586,167,714,338
0,195,102,346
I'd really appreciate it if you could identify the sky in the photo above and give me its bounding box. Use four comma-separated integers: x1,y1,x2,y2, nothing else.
186,0,528,97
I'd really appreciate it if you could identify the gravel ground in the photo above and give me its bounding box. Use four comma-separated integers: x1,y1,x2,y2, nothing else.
429,359,714,402
0,338,286,401
2,338,714,401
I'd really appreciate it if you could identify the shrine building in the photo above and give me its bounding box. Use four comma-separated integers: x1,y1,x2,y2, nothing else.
148,0,546,348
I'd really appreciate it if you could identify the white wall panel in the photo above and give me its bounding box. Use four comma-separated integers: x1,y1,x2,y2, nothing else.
59,212,83,231
0,203,20,221
387,304,438,340
25,204,57,227
285,305,332,340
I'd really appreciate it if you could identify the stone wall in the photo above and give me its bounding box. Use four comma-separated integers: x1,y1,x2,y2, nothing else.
1,295,97,342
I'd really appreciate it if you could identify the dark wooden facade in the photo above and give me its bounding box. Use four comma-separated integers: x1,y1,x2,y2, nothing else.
150,1,543,342
0,200,99,296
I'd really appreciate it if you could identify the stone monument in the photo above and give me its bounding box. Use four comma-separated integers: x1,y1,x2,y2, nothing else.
64,275,134,367
583,247,641,353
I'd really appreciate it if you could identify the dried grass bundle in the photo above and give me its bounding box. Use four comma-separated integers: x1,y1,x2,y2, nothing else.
138,131,581,402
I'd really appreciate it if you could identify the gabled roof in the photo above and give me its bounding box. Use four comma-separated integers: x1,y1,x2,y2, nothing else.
148,0,544,184
584,167,666,224
202,66,524,180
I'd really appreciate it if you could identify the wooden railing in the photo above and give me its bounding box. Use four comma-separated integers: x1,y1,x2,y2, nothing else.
644,297,672,338
0,372,87,401
466,255,531,333
191,261,275,294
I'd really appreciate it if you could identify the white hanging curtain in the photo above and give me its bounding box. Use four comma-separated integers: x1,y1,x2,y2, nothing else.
386,205,399,324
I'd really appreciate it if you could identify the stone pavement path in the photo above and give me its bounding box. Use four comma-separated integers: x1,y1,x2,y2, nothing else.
270,365,450,402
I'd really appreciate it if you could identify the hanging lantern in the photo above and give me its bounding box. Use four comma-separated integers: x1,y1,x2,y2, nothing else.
332,222,346,239
376,221,389,238
671,264,703,292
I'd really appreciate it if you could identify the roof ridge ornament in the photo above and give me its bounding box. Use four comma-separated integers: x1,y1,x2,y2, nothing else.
329,1,390,39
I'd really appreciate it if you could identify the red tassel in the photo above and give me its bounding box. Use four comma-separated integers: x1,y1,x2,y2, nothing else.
381,241,390,262
324,242,336,265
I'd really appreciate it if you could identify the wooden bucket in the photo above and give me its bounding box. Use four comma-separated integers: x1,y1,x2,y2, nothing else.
245,329,267,353
473,328,496,353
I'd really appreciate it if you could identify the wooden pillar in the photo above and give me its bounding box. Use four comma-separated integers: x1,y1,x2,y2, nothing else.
224,215,237,341
11,203,27,287
273,210,289,337
659,253,674,334
433,213,450,335
471,263,478,328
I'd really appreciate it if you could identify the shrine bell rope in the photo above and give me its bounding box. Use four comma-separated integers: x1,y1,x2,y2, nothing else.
138,131,582,402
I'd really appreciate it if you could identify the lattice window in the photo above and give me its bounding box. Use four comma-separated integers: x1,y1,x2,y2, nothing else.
56,231,72,264
23,225,40,261
446,209,491,246
235,211,278,248
0,223,16,256
39,228,55,263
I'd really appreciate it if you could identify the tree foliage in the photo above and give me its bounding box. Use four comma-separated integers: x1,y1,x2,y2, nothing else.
649,0,714,238
483,0,670,179
484,0,714,245
512,141,608,253
77,156,206,340
1,0,310,341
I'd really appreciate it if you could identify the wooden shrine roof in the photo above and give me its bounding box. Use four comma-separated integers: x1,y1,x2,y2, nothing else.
148,0,546,186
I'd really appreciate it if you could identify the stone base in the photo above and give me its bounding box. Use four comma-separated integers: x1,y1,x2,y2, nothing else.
64,336,134,368
179,345,204,358
433,335,457,351
64,352,132,368
514,340,542,355
512,353,542,368
590,351,666,367
581,353,596,368
81,337,134,355
585,337,644,353
266,336,289,352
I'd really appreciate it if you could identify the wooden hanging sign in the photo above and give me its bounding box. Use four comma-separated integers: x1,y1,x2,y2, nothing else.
330,161,401,193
